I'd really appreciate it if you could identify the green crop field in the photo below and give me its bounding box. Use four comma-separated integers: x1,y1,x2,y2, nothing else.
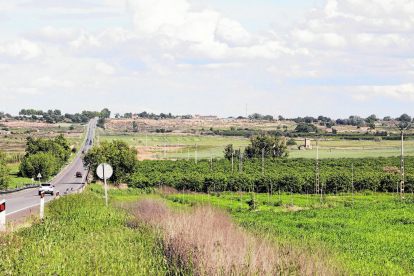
165,191,414,275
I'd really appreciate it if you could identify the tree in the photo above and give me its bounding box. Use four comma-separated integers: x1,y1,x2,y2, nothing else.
383,116,391,121
398,113,411,122
223,144,241,160
365,114,378,123
83,140,138,184
133,121,138,132
19,135,71,178
244,134,288,159
368,123,376,129
286,139,297,146
295,123,317,133
54,109,61,116
100,108,111,119
332,128,337,134
0,150,10,189
278,115,285,121
97,118,105,129
249,113,263,120
19,152,59,179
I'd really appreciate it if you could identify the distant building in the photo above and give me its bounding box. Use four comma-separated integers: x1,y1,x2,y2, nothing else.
305,139,312,149
132,115,138,119
299,139,313,150
195,115,218,120
0,130,11,135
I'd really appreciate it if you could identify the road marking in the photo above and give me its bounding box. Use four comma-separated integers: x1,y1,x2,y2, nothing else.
6,202,42,216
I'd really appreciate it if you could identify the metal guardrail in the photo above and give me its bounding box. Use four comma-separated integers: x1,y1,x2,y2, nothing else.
0,184,40,195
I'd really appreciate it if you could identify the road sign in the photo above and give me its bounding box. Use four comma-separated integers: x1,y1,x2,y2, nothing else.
96,163,113,180
96,163,112,207
88,174,93,180
37,173,42,178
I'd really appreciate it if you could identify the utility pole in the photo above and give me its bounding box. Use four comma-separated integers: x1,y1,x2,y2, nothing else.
262,147,265,176
352,159,354,205
195,144,197,164
401,131,405,199
208,149,212,172
316,141,319,195
231,152,234,172
239,147,242,172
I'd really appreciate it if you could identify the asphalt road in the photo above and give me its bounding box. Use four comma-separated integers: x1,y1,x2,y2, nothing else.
0,119,97,222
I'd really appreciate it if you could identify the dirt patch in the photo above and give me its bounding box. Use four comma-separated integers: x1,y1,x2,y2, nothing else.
135,146,187,161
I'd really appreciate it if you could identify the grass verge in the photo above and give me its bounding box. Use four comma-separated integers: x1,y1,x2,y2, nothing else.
0,191,168,275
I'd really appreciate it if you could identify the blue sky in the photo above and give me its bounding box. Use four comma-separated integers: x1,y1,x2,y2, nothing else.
0,0,413,118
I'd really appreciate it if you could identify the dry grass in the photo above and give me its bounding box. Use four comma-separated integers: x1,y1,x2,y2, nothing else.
126,198,343,276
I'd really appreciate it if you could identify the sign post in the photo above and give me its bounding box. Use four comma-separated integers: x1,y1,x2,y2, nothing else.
96,163,113,206
37,173,42,185
0,200,5,232
40,193,44,219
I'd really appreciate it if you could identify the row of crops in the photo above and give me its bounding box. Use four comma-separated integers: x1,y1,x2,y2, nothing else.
128,156,413,193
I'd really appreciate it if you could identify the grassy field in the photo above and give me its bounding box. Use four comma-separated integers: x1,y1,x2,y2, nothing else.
7,163,34,188
99,135,249,159
165,190,414,275
0,191,169,275
99,134,414,160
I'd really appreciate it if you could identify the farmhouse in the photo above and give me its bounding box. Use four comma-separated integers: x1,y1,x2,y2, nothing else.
0,130,11,135
195,115,218,120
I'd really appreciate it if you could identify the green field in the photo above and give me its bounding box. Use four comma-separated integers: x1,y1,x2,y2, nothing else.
0,191,168,275
99,135,249,159
7,163,34,188
99,134,414,160
165,191,414,275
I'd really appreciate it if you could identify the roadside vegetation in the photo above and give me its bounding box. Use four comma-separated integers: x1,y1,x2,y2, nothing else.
0,191,168,275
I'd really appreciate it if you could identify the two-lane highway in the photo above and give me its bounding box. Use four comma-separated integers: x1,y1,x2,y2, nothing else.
0,119,97,221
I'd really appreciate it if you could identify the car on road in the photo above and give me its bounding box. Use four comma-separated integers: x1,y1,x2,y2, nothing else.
76,172,82,178
39,183,54,196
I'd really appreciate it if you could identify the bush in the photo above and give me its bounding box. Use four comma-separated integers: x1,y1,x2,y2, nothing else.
286,138,297,146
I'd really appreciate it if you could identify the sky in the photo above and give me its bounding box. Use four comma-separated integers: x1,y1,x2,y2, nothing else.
0,0,413,118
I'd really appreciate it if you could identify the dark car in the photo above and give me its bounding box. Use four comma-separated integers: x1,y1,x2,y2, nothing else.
76,172,82,178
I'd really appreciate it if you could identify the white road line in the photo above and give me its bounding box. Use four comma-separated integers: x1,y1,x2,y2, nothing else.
6,203,41,216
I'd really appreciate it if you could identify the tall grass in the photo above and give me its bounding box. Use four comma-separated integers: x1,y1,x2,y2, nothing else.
127,198,343,275
0,191,168,275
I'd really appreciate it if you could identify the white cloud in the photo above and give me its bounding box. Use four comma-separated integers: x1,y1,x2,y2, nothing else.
16,87,41,95
95,61,116,75
0,39,42,61
32,76,74,88
203,62,243,69
28,26,81,42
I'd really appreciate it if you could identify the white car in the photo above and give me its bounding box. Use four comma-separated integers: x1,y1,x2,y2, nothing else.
39,183,54,196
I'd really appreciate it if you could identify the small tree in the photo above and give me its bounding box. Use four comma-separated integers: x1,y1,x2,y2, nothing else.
244,134,288,159
286,139,297,146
